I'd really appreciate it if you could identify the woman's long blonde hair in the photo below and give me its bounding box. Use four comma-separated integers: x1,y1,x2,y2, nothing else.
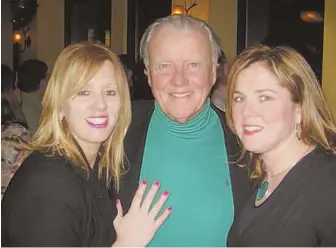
18,42,131,190
226,45,336,180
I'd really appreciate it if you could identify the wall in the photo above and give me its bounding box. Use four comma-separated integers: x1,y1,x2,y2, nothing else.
1,1,37,68
34,0,127,69
322,0,336,119
111,0,128,54
0,0,127,70
208,0,237,62
1,0,14,68
36,0,64,70
171,0,238,63
172,0,210,22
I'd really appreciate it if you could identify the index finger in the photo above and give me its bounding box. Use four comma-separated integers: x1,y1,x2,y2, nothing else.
129,180,147,210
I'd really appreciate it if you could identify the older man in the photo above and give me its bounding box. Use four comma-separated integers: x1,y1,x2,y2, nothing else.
118,15,252,247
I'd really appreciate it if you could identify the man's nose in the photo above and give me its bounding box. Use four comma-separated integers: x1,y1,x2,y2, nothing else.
171,67,187,86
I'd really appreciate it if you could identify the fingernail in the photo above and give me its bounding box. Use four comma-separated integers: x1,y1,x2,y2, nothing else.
163,190,169,196
141,180,147,185
167,206,172,211
116,199,120,205
154,180,160,187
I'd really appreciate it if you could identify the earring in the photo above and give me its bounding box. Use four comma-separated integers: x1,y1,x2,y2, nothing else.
296,123,302,140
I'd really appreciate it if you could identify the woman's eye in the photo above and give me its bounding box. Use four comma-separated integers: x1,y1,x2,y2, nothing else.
260,95,271,101
77,90,90,96
233,96,243,103
105,90,116,96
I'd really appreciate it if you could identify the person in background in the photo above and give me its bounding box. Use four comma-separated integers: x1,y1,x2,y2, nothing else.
211,49,229,112
117,15,253,247
1,64,30,197
226,45,336,246
17,59,49,134
2,42,172,247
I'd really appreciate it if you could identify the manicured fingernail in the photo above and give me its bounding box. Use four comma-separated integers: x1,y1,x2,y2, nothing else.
167,206,172,211
154,180,160,186
163,190,169,196
141,180,147,185
116,199,120,204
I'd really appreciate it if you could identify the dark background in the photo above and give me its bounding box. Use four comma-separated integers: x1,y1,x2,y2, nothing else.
238,0,325,82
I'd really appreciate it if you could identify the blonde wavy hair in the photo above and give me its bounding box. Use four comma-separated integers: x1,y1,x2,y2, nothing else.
226,45,336,180
17,42,131,190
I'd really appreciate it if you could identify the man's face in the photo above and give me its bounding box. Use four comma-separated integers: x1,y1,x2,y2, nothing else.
147,26,216,123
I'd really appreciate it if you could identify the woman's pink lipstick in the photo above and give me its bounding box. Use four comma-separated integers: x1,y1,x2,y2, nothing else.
86,116,109,128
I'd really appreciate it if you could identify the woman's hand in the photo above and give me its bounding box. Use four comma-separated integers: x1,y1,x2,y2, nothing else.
112,180,171,247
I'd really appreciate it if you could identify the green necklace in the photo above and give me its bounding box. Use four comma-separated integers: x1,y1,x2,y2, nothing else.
256,180,269,201
256,147,312,202
256,166,296,201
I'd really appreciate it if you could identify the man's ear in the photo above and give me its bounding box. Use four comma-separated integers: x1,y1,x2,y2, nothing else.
145,68,152,87
212,64,217,86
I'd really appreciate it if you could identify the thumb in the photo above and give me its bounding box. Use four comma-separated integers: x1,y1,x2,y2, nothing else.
114,199,123,224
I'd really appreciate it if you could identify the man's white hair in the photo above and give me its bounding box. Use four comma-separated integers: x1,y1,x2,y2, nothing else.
140,15,222,68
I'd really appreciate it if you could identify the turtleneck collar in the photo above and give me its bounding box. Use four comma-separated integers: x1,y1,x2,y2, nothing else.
153,98,212,138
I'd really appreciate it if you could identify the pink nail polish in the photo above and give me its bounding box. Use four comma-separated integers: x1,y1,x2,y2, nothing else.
167,206,172,211
154,180,160,186
163,190,169,196
116,199,120,205
141,180,147,185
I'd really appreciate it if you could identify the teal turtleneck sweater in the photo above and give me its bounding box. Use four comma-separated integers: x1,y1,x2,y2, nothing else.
139,99,234,247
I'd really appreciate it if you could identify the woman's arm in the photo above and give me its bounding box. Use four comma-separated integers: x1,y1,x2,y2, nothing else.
2,160,84,246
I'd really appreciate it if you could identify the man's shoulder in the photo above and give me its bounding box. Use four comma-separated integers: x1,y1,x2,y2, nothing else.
210,104,234,139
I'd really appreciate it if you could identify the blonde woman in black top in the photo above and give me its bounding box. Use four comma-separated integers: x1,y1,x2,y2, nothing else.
226,45,336,246
2,42,171,247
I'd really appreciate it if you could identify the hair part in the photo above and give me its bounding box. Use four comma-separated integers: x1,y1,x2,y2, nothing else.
17,42,131,191
140,15,222,69
226,44,336,180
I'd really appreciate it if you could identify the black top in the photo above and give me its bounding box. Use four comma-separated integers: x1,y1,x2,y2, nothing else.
227,146,336,247
117,100,254,218
2,151,117,247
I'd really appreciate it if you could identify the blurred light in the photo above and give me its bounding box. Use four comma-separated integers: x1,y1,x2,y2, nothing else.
14,33,22,42
172,5,184,15
105,30,111,47
300,11,323,23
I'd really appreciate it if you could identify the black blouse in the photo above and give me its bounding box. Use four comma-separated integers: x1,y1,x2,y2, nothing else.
1,151,117,246
227,146,336,247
